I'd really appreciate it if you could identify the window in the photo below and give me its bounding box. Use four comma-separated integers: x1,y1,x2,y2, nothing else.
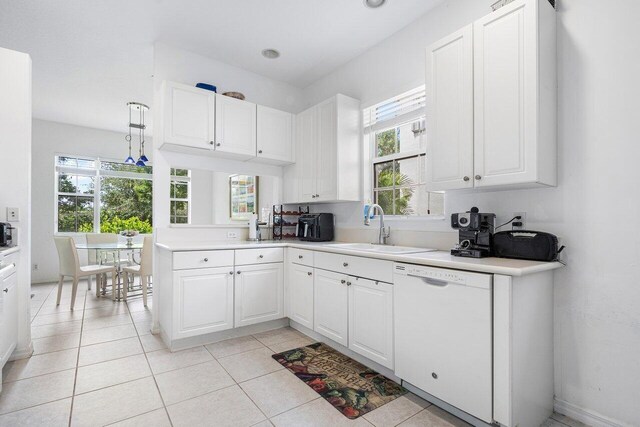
364,86,444,217
170,168,190,224
55,156,153,233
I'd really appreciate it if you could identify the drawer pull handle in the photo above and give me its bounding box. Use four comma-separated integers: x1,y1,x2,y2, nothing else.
204,258,209,262
307,272,312,276
432,372,438,379
259,255,264,259
298,255,303,259
343,262,348,267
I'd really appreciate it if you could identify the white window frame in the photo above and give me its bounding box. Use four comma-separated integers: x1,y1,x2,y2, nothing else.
364,86,444,218
54,155,153,233
169,169,191,224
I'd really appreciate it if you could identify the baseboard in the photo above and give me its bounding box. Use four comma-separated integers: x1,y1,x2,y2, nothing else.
9,341,34,361
554,398,627,427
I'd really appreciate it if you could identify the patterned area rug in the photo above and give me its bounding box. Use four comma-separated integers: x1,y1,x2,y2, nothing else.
272,342,407,419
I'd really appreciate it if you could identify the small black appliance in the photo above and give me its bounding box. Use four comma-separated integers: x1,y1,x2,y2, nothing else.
297,213,334,242
450,207,496,258
0,223,14,247
493,230,564,262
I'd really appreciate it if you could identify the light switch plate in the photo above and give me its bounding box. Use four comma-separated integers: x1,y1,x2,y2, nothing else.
7,207,19,222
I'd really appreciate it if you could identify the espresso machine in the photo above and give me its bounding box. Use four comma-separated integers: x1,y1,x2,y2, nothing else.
450,207,496,258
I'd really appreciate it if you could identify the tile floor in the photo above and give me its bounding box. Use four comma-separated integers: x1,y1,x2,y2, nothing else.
0,282,587,427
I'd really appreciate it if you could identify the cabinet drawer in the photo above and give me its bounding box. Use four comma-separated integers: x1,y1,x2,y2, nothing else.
289,248,314,267
173,250,234,270
314,252,393,283
235,248,284,266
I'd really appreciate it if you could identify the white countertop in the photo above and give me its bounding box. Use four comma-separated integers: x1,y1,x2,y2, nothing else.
156,240,562,277
0,246,19,257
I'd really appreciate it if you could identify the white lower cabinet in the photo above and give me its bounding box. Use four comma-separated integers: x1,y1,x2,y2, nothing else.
348,277,394,369
173,267,234,339
0,263,18,365
313,269,349,346
234,263,284,328
288,263,314,329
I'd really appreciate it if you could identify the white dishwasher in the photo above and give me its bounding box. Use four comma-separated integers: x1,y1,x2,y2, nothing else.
394,263,493,423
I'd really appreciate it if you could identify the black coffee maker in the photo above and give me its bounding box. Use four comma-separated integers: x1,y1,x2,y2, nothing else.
450,207,496,258
297,213,334,242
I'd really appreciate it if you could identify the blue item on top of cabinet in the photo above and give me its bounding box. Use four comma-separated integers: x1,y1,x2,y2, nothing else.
195,83,217,92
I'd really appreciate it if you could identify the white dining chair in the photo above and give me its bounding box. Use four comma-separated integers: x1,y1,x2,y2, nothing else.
54,236,117,310
85,233,130,294
122,235,153,306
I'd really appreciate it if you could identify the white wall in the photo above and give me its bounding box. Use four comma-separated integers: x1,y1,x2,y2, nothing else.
31,119,154,283
302,0,640,425
0,47,32,356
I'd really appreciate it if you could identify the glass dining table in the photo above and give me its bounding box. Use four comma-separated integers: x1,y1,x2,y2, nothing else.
75,242,144,300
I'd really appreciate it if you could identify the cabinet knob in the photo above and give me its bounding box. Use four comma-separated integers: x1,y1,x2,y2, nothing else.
463,176,470,182
475,175,482,180
311,195,316,199
236,271,241,275
341,279,346,284
343,262,348,267
229,271,234,275
307,272,312,276
346,281,352,286
298,255,303,259
216,142,222,147
2,288,7,293
432,372,438,379
203,258,209,262
209,141,214,146
259,255,264,259
258,150,263,154
315,194,320,198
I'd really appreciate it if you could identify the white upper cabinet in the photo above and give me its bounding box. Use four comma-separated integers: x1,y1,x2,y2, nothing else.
256,105,294,164
426,0,556,191
426,25,474,190
284,94,361,204
163,81,215,150
215,94,257,160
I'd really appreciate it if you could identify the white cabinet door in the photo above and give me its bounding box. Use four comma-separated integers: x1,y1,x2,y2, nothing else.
257,105,293,164
288,263,314,329
163,81,215,150
234,263,284,328
313,269,348,346
315,98,337,201
297,106,317,203
173,267,234,339
215,95,257,159
425,25,474,191
0,267,17,364
348,277,394,369
473,0,538,187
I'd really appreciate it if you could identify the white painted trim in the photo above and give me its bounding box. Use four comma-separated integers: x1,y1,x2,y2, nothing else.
554,398,627,427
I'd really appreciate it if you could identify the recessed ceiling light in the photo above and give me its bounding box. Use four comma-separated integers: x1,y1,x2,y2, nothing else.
364,0,386,8
261,49,280,59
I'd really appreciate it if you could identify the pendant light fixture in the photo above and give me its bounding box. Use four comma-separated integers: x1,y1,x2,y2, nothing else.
125,102,150,166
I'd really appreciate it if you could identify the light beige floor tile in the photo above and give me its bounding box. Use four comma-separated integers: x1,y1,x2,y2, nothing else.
167,384,266,427
33,302,83,316
129,310,152,323
0,369,75,415
398,406,470,427
71,377,163,426
139,334,167,352
31,311,84,327
84,296,118,308
134,320,153,336
205,335,266,358
75,354,152,395
126,299,150,313
82,313,132,331
32,333,80,355
146,346,214,374
550,413,589,427
81,323,137,346
83,303,129,319
253,327,307,346
542,420,567,427
240,370,319,417
363,393,430,427
267,336,315,354
270,398,371,427
30,320,83,339
3,349,78,383
155,360,235,405
218,347,284,383
0,397,71,427
251,421,274,427
106,408,171,427
78,337,143,367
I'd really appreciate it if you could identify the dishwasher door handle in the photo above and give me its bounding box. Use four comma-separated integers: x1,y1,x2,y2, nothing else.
408,274,449,287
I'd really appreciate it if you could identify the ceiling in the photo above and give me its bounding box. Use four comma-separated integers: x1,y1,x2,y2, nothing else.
0,0,443,133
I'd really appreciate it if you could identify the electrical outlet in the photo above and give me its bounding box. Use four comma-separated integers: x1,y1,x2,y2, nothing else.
227,231,238,239
6,207,19,222
512,212,527,230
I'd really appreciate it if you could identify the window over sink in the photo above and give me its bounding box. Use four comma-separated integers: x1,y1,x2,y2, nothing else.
364,86,444,217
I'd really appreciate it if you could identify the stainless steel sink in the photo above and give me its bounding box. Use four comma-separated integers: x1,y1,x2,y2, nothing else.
325,243,437,255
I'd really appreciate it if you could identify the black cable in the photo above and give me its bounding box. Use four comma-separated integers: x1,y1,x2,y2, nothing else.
495,215,521,230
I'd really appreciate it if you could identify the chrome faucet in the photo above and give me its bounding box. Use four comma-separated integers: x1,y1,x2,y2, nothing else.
255,218,268,241
364,204,390,245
